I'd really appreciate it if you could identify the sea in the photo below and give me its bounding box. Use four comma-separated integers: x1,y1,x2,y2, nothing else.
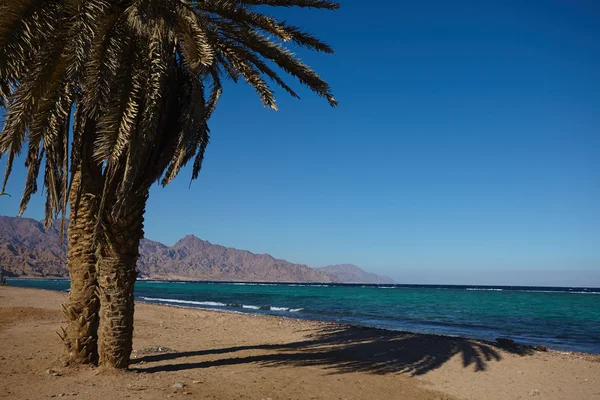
7,279,600,354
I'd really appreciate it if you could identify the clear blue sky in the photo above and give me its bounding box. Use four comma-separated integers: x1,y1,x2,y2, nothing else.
1,1,599,286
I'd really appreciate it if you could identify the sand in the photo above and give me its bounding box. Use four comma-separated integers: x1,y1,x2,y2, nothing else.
1,286,599,400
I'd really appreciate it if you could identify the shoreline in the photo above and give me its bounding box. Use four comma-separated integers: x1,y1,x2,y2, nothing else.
8,278,600,355
2,286,600,400
4,282,600,355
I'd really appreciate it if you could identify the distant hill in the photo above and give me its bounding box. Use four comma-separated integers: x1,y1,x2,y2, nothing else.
0,216,394,284
317,264,396,284
136,235,334,282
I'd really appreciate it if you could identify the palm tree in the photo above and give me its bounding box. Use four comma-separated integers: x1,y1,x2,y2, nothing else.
0,0,338,368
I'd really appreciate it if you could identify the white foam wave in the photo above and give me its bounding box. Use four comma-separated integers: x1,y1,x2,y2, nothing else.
231,282,278,286
140,297,305,313
141,297,226,307
466,289,599,294
466,288,503,291
519,290,562,293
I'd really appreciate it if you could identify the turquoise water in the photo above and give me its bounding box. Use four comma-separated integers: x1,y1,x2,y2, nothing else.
7,279,600,353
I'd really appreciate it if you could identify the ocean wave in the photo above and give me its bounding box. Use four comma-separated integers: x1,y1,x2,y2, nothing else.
224,303,303,312
231,282,278,286
569,291,600,295
259,305,304,312
513,289,597,294
466,288,503,291
485,289,599,294
139,297,304,311
518,290,563,293
140,297,227,307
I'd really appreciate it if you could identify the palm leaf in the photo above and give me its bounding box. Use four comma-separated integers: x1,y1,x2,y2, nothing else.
1,0,339,223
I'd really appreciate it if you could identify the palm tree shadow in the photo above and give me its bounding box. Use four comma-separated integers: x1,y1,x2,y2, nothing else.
131,325,533,376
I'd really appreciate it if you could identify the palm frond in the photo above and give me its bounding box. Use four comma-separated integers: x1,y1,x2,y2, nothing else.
202,2,334,53
220,24,337,105
1,150,15,194
227,0,339,10
1,0,338,222
174,3,214,72
213,38,299,98
18,142,43,215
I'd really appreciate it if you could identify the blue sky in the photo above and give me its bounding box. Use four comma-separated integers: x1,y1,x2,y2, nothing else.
1,1,599,286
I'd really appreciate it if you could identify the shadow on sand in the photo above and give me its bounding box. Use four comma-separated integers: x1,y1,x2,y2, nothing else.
130,325,534,376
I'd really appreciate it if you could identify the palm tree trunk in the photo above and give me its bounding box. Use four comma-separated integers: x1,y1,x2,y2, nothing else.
62,167,102,364
97,191,148,368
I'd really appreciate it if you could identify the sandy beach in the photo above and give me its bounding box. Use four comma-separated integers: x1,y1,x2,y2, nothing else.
1,286,599,400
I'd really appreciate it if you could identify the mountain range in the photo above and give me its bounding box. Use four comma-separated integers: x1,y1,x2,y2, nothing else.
0,216,395,284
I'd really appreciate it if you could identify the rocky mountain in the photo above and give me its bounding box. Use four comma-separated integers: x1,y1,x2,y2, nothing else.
0,216,67,277
0,216,394,284
136,235,334,282
317,264,396,284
